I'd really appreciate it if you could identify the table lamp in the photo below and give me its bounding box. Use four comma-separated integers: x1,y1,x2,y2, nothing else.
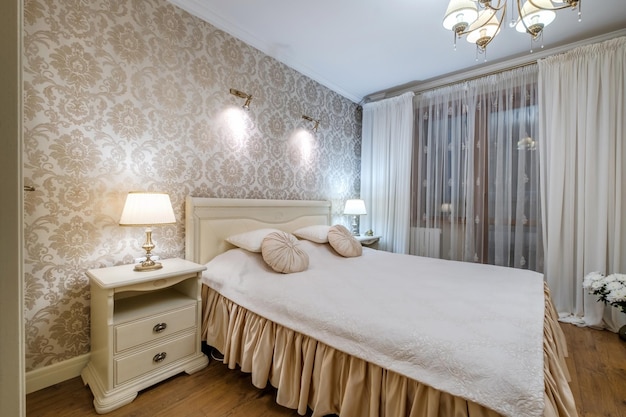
343,199,367,236
119,191,176,271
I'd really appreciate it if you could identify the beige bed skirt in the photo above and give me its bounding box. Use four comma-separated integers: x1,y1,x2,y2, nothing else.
201,283,578,417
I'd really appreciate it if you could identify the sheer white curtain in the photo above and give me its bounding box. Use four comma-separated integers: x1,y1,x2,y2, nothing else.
413,66,543,270
538,36,626,332
360,92,414,253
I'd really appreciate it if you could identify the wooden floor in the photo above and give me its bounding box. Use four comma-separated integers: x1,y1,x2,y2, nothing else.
560,323,626,417
26,323,626,417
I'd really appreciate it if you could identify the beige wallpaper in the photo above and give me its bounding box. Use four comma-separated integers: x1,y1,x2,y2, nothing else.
23,0,361,372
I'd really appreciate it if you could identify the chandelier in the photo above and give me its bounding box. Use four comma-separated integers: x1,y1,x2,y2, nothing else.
442,0,581,59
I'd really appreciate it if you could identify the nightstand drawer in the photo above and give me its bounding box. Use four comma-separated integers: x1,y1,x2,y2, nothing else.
114,331,196,385
114,305,196,353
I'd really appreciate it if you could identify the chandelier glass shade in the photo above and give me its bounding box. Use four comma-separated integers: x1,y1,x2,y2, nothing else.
443,0,479,34
466,9,502,49
443,0,581,56
515,0,557,35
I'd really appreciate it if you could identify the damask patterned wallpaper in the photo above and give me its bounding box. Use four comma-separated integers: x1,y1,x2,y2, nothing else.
23,0,361,372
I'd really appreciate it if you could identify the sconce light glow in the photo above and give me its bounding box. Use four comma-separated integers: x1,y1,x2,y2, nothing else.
223,107,249,148
300,130,314,161
289,129,315,163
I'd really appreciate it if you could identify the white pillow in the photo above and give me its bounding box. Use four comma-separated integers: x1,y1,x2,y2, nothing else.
293,225,331,243
261,231,309,273
328,224,362,257
225,228,281,252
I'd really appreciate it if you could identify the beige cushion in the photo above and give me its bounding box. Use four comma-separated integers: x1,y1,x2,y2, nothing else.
261,231,309,273
225,228,281,252
328,225,362,257
293,225,331,243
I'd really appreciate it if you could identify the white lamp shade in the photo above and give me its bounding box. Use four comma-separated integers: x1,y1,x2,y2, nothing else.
466,9,501,44
119,192,176,226
443,0,479,30
343,199,367,215
515,0,556,33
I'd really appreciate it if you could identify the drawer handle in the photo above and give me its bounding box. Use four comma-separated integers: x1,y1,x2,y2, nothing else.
153,323,167,333
153,352,167,363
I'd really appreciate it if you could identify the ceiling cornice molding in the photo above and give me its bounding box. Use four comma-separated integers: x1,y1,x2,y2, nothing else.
364,28,626,103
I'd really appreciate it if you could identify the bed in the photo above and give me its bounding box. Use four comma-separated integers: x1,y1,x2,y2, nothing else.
184,196,578,417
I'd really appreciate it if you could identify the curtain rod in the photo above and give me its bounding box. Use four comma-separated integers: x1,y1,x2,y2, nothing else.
415,61,537,94
363,28,626,104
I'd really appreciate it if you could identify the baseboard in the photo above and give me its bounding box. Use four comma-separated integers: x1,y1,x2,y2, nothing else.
25,353,90,394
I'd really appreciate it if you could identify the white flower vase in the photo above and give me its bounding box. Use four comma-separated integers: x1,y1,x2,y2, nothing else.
582,272,626,341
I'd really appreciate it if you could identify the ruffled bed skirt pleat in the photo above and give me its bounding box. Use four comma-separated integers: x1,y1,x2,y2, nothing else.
201,283,577,417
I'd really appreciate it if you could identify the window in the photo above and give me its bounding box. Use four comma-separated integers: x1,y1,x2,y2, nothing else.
412,66,543,271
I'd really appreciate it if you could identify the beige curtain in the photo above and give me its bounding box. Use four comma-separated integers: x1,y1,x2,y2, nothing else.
538,36,626,332
360,92,415,253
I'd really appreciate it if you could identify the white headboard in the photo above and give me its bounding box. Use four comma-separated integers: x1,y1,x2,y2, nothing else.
185,197,331,264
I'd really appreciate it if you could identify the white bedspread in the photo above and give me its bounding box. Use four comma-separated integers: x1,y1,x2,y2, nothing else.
202,241,545,417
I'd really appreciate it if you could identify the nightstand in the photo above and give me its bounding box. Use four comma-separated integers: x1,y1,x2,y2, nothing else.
356,235,381,248
81,258,209,414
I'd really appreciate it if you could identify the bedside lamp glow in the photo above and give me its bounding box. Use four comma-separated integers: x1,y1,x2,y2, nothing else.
119,191,176,272
343,199,367,236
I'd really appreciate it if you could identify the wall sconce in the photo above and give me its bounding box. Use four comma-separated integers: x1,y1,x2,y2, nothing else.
229,88,252,110
302,115,320,132
344,199,367,235
119,191,176,271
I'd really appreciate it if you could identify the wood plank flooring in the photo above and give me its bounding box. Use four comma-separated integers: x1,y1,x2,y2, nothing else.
26,323,626,417
560,323,626,417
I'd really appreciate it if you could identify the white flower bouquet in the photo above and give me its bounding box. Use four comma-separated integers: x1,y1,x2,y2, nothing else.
583,272,626,314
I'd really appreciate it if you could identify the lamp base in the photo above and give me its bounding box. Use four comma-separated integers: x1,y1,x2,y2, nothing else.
350,215,360,236
134,227,162,272
134,259,163,272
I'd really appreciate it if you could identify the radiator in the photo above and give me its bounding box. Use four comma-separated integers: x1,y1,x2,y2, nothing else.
410,227,442,258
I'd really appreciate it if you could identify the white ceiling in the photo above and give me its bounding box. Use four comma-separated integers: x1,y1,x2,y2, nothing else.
168,0,626,103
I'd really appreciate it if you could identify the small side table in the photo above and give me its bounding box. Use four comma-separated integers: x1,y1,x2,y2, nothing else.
356,235,381,248
81,258,209,413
